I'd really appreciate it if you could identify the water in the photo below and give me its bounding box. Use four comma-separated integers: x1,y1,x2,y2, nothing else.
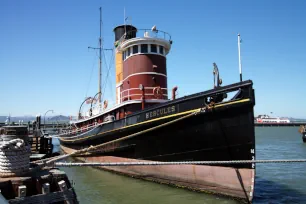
254,127,306,203
54,127,306,203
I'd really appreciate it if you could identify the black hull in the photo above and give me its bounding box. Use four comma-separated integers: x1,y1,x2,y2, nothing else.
302,133,306,143
60,81,255,169
60,80,256,201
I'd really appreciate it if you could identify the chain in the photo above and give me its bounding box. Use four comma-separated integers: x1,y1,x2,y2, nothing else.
54,159,306,167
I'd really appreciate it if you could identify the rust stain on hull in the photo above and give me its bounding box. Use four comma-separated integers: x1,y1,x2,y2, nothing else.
61,145,254,201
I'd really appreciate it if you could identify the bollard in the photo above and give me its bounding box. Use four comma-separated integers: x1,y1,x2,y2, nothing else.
17,185,26,198
42,183,50,194
58,180,67,191
58,180,70,204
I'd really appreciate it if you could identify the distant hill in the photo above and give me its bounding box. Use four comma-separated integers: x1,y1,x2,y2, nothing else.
49,115,70,122
288,118,306,122
0,116,36,123
255,115,306,122
0,115,70,123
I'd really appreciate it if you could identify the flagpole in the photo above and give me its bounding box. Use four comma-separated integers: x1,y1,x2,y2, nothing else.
238,33,242,82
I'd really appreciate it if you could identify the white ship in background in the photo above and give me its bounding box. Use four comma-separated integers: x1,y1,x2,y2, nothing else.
255,114,291,123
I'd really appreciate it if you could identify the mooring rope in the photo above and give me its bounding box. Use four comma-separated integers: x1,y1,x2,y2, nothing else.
0,138,25,150
54,159,306,167
31,154,64,164
32,100,249,168
0,139,30,177
34,108,204,169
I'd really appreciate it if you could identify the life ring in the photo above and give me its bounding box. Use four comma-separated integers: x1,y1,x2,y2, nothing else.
104,100,108,109
153,86,163,98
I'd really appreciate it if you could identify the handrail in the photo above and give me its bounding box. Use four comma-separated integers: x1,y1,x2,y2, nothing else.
76,100,117,121
133,29,171,41
116,28,172,50
120,87,167,94
120,87,168,103
121,28,171,41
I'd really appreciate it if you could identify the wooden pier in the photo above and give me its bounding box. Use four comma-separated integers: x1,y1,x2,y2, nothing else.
0,118,78,203
0,168,78,204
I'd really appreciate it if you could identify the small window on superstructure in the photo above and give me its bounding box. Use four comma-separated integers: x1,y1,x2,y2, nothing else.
159,46,164,55
128,47,131,57
151,44,157,53
133,45,138,54
141,44,148,53
123,51,126,60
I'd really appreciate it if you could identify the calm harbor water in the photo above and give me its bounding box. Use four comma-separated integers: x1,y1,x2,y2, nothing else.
54,127,306,203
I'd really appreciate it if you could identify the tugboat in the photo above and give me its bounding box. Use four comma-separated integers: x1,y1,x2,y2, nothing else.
59,8,256,202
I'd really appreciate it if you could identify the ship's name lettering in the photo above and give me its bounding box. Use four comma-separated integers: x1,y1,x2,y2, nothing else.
146,106,176,119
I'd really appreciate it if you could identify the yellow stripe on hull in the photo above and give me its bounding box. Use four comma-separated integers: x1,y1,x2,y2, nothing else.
60,98,250,142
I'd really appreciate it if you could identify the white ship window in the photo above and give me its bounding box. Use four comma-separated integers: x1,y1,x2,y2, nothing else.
141,44,148,53
124,44,166,60
127,47,131,56
159,46,164,55
151,44,157,53
133,45,138,54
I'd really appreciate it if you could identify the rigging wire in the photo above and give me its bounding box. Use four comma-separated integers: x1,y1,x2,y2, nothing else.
101,49,115,103
101,50,109,89
107,51,115,102
104,50,115,100
85,45,99,98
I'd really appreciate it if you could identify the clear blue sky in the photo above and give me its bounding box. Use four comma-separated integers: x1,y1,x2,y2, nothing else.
0,0,305,118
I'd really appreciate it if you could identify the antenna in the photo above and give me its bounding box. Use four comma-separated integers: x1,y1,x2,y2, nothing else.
124,7,125,25
238,33,242,82
124,7,130,33
124,7,126,34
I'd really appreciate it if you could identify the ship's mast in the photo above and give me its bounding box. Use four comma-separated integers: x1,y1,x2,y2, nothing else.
88,8,103,103
98,7,102,103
